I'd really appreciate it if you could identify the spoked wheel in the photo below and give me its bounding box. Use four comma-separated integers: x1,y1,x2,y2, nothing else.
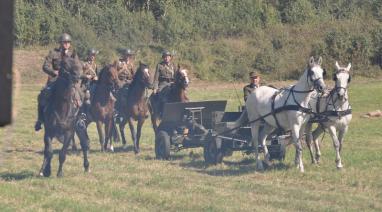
155,130,171,160
204,137,223,164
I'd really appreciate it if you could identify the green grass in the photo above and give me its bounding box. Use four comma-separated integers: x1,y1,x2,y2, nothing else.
0,80,381,211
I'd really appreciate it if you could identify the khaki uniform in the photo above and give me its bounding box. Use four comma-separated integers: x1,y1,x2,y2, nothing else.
153,61,175,91
42,48,78,84
82,60,98,79
117,60,135,86
243,83,258,101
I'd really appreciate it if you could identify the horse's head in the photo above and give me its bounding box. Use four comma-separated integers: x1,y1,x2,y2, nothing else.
175,65,190,89
99,63,121,90
333,61,351,101
307,56,326,93
60,57,82,83
134,62,153,89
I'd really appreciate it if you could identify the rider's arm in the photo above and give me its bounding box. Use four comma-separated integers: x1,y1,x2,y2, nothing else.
42,51,58,77
243,86,249,101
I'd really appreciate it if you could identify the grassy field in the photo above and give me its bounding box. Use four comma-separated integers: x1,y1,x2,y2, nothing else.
0,79,381,211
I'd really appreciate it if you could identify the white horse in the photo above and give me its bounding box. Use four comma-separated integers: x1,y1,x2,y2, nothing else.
234,56,326,172
306,61,352,169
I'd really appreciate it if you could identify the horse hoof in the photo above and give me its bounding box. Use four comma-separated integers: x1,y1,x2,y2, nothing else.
57,172,63,178
42,168,51,177
85,167,91,173
297,166,305,173
336,164,343,170
109,146,114,152
134,149,140,154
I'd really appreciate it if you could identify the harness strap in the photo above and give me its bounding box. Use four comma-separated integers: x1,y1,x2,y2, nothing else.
271,93,283,130
321,109,352,117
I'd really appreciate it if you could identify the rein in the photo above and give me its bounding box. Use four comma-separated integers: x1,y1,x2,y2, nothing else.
217,85,316,136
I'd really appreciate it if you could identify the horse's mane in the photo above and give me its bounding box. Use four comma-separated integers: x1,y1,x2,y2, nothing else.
98,64,112,82
59,57,82,82
131,63,148,83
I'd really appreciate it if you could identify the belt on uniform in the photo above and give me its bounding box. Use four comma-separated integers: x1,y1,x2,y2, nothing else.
159,78,174,83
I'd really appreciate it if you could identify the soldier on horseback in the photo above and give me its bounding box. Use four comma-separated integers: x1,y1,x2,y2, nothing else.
153,50,176,94
81,48,99,102
78,48,99,122
152,50,176,115
34,33,79,131
115,48,135,121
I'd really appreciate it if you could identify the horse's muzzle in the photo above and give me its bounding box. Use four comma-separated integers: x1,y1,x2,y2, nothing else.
314,80,325,93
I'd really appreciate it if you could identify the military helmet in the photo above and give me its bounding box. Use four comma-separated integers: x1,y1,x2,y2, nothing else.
249,71,259,78
87,48,99,56
58,33,72,43
162,50,172,57
122,48,135,56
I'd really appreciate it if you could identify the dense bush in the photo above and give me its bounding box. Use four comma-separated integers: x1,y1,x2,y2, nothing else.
14,0,382,80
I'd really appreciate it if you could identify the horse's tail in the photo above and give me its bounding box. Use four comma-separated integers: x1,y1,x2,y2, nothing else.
231,109,248,130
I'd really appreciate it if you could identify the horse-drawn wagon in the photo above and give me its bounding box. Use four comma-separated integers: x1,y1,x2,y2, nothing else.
154,100,288,164
204,111,288,164
155,100,226,159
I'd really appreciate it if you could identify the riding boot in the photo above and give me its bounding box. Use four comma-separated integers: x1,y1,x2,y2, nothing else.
34,103,44,131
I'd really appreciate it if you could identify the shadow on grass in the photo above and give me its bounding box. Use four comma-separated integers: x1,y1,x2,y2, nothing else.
179,158,291,177
0,170,35,181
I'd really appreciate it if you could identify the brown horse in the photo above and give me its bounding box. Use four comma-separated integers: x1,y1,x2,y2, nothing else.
118,62,153,153
39,57,88,177
88,63,120,151
149,66,190,133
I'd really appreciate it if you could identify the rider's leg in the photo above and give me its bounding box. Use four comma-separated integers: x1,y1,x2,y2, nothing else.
35,85,52,131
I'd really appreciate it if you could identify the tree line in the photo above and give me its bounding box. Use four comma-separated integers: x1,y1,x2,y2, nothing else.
15,0,382,80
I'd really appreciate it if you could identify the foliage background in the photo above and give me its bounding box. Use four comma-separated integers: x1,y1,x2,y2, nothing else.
14,0,382,80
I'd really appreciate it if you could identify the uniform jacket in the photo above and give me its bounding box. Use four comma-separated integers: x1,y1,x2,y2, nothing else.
117,60,135,85
82,60,98,78
153,61,175,90
42,48,78,84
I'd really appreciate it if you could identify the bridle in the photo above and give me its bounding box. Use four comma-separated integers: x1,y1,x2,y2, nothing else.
332,70,351,101
175,72,189,89
306,66,326,93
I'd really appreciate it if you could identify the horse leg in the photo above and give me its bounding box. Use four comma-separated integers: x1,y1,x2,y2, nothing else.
327,126,342,169
338,125,348,153
96,121,105,152
304,123,317,164
112,118,120,143
39,133,53,177
119,119,128,149
136,118,145,153
127,118,138,154
57,132,72,177
250,123,263,171
71,133,78,152
336,126,348,168
259,124,274,167
312,125,324,163
76,124,90,172
150,113,158,134
104,118,114,152
291,124,304,172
